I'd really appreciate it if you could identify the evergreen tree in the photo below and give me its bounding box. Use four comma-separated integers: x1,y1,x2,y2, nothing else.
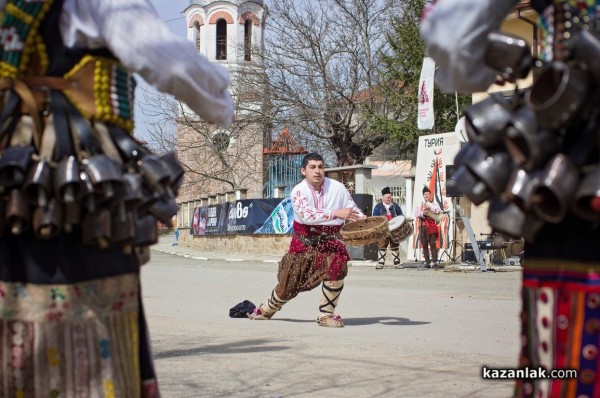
369,0,471,161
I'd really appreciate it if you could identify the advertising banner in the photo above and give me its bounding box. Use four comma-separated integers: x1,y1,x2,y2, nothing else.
254,197,294,234
191,203,229,235
191,197,294,236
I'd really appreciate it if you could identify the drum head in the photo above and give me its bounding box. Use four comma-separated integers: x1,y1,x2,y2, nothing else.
340,216,388,246
388,215,406,231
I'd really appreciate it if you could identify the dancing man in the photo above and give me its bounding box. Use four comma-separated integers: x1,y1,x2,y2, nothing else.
248,153,365,328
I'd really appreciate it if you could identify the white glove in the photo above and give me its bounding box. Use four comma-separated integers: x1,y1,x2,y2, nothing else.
420,0,518,94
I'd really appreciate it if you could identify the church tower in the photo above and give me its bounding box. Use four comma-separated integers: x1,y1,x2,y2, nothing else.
177,0,269,212
185,0,266,67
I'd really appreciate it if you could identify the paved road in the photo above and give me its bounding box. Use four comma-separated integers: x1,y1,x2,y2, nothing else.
142,249,521,397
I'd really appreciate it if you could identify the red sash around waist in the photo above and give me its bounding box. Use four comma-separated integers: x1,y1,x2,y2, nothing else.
289,221,349,280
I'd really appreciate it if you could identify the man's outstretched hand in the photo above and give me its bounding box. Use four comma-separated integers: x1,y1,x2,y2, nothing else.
334,208,364,222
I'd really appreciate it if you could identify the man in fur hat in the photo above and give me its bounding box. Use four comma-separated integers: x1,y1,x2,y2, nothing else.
415,187,441,268
372,187,404,269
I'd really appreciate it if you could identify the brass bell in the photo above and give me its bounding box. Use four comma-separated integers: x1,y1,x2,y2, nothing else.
82,155,125,205
0,145,35,190
133,213,158,247
503,107,559,171
82,208,111,248
526,61,588,130
484,31,533,82
5,189,31,235
23,159,53,207
109,203,135,247
530,154,579,223
32,198,63,239
159,152,184,193
54,156,82,204
572,166,600,222
464,94,512,148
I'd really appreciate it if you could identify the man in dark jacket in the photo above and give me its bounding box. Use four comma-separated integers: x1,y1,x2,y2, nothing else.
372,187,403,269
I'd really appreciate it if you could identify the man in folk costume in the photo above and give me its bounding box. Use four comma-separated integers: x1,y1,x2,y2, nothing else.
248,153,365,328
415,187,441,268
372,186,404,269
0,0,233,396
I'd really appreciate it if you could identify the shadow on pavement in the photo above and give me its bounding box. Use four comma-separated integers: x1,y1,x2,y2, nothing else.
272,317,430,326
154,338,289,359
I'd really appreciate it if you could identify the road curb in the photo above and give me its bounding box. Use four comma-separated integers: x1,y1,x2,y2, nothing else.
151,248,280,264
151,248,522,271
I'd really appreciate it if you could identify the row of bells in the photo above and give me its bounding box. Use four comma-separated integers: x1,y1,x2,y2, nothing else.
449,31,600,242
0,145,183,249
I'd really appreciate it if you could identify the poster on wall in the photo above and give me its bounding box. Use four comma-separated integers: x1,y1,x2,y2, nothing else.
408,132,461,261
192,206,208,235
191,197,295,236
203,203,230,235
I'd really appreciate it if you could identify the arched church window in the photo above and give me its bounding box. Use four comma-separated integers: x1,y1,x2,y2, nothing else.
216,19,227,60
244,19,252,61
194,21,201,53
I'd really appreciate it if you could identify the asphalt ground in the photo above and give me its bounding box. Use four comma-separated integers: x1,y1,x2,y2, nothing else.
142,239,522,397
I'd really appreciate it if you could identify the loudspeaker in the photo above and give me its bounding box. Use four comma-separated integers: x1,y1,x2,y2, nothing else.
462,249,477,262
351,193,373,216
446,165,463,197
347,194,377,261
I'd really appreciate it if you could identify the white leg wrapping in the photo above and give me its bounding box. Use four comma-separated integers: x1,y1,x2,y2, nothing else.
258,290,288,318
377,249,386,265
318,280,344,315
317,280,345,328
392,250,400,265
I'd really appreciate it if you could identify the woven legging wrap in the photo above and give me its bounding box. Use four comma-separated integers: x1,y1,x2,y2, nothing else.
378,248,400,265
319,280,344,315
258,290,288,318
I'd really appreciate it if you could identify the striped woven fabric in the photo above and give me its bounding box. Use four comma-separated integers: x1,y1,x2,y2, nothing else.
0,273,155,397
518,260,600,397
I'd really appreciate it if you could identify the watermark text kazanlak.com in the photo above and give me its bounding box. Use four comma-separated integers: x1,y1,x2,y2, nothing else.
482,366,578,380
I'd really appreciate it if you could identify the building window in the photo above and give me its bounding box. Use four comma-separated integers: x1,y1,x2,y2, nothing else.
211,129,231,151
244,19,252,61
216,19,227,60
194,21,201,53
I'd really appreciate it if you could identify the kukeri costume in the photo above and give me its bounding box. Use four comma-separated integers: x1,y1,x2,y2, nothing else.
250,177,364,328
0,0,232,396
422,0,600,396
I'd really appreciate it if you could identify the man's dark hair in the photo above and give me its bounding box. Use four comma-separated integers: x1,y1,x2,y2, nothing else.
301,153,324,168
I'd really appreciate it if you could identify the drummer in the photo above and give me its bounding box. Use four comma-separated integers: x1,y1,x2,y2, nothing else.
248,153,366,327
372,187,404,269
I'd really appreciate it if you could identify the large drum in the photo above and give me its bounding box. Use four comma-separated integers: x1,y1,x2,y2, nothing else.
424,210,444,223
388,215,414,243
340,216,388,246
